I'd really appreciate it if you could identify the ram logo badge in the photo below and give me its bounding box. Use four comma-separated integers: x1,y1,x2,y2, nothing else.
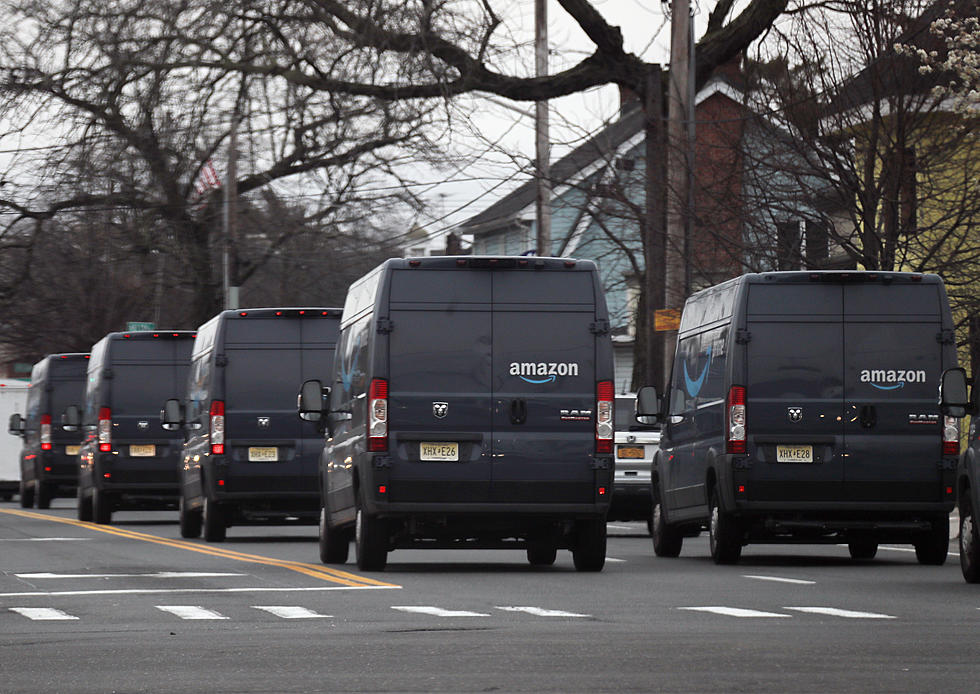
432,402,448,419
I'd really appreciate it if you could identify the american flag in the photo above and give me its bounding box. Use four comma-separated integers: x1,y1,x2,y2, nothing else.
193,159,222,198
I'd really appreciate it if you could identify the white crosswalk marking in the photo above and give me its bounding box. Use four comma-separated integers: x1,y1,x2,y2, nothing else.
391,606,490,617
156,605,228,620
495,606,591,618
784,607,896,619
253,606,331,619
678,606,791,618
10,607,79,621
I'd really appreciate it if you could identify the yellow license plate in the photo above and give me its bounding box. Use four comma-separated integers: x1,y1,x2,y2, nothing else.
617,445,645,459
130,444,156,457
248,447,279,462
420,442,459,462
65,445,80,456
776,444,813,463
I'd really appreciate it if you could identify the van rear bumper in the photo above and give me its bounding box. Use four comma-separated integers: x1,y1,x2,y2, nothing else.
366,501,609,517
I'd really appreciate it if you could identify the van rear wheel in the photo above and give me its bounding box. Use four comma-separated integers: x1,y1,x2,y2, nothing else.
319,505,351,564
651,499,683,557
179,496,202,539
92,488,112,525
709,489,742,564
19,478,33,508
202,496,226,542
914,514,949,565
571,518,606,572
35,482,52,509
959,498,980,583
355,491,387,571
847,537,878,560
76,486,92,522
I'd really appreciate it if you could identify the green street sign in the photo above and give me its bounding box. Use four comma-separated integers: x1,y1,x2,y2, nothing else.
127,321,155,331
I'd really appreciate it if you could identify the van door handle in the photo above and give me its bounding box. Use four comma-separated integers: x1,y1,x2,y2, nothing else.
859,405,877,429
510,398,527,425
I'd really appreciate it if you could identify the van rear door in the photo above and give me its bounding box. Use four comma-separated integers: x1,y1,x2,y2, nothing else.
744,283,845,502
387,270,493,502
842,282,946,502
490,271,597,504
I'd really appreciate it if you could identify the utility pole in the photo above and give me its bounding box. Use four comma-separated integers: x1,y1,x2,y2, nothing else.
534,0,551,256
664,0,692,383
643,64,666,393
223,116,239,310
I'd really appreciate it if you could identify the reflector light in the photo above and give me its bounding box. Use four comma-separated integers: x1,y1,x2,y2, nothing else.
378,485,387,494
240,312,248,316
98,407,112,452
368,378,388,452
409,259,421,267
104,473,111,479
210,400,225,455
738,485,746,493
218,479,225,486
727,386,747,454
598,487,606,496
564,260,576,268
44,466,51,472
947,486,954,495
596,380,614,454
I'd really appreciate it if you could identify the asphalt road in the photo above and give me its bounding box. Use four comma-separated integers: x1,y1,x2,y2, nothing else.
1,499,978,693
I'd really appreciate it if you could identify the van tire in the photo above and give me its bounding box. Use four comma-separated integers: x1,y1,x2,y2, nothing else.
319,505,350,564
651,500,683,557
959,498,980,583
35,483,52,509
709,489,741,564
572,518,606,572
92,488,112,525
847,538,878,560
202,496,226,542
355,491,387,571
77,486,93,522
19,478,33,508
179,496,202,539
914,514,949,565
527,541,558,566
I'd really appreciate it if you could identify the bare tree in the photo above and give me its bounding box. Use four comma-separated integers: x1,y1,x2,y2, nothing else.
0,0,438,336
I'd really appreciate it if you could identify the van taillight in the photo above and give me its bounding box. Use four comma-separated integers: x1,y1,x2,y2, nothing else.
596,380,614,454
210,400,225,455
727,386,746,454
368,378,388,452
40,414,52,450
98,407,112,452
943,416,959,456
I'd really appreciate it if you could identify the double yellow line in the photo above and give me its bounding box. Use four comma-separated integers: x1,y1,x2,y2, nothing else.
0,508,399,589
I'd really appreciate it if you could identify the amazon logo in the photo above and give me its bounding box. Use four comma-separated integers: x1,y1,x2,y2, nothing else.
683,345,712,398
860,368,926,391
510,361,580,384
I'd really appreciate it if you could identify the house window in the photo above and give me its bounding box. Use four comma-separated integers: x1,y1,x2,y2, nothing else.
805,220,829,267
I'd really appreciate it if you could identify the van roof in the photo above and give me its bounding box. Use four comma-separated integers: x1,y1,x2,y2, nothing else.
104,330,198,340
220,307,342,319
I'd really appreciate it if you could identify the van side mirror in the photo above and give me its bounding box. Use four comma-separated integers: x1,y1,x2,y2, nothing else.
61,405,81,432
939,368,974,418
298,379,327,423
8,413,24,437
160,398,185,431
636,385,661,423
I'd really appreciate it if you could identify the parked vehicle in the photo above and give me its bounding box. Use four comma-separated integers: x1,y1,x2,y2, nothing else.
299,256,616,571
1,379,31,501
162,308,342,542
76,331,195,524
638,271,957,564
608,394,660,527
938,368,980,582
7,354,88,508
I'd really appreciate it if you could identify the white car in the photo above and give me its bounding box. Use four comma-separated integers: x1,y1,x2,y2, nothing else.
609,394,660,527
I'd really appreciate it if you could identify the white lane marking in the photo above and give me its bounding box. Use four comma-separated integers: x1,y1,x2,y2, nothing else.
678,606,791,618
605,557,627,563
156,605,228,620
785,607,896,619
17,572,245,579
0,585,398,598
253,606,332,619
496,606,591,618
877,545,960,558
392,606,490,617
10,607,79,621
743,574,816,585
0,537,91,542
